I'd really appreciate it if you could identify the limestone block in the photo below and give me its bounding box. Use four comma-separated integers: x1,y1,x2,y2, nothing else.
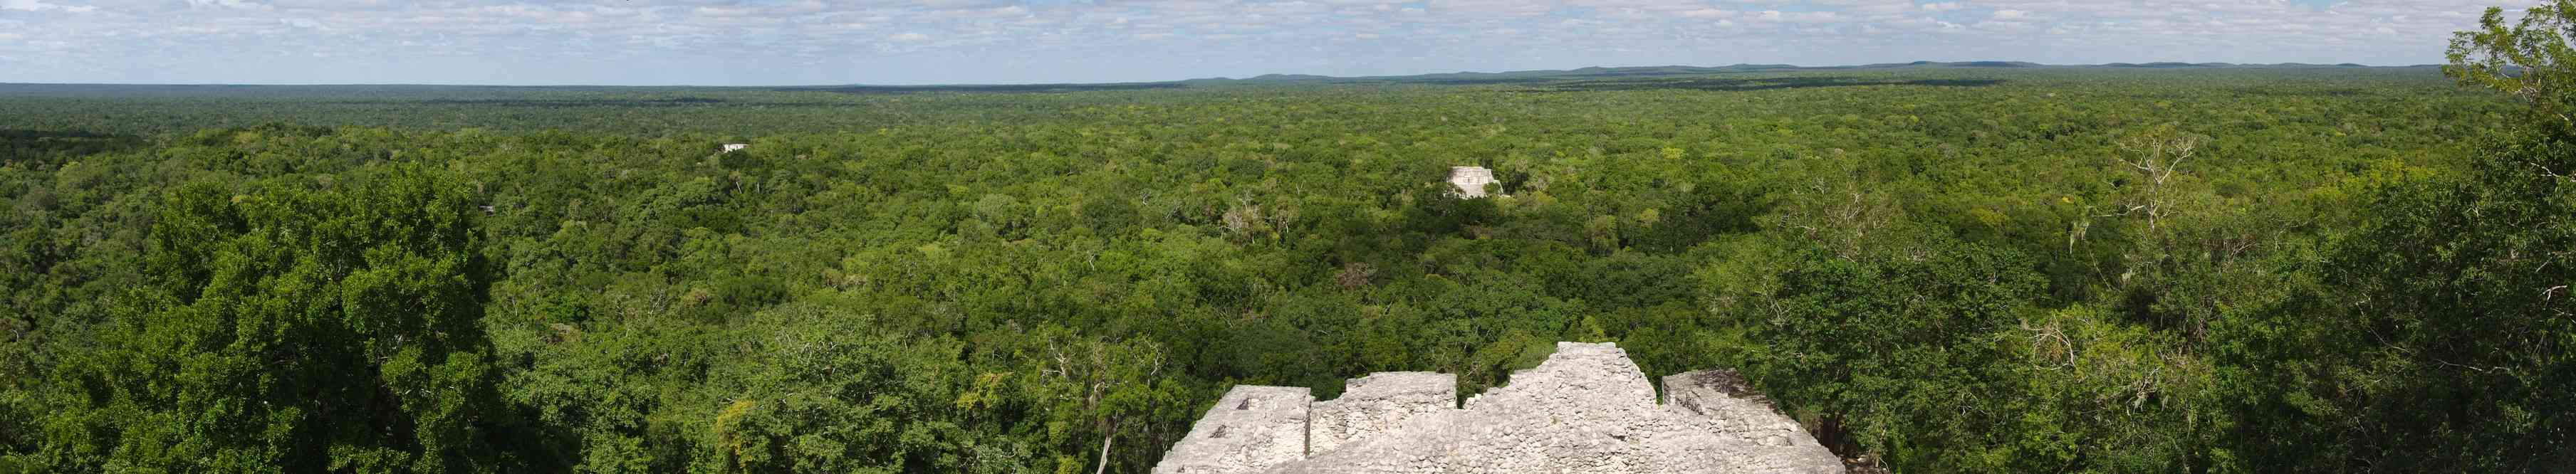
1154,386,1315,474
1150,342,1845,474
1463,342,1659,411
1310,372,1456,453
1664,370,1845,473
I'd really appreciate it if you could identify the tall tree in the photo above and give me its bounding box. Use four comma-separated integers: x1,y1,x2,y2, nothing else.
2449,1,2576,129
2223,2,2576,469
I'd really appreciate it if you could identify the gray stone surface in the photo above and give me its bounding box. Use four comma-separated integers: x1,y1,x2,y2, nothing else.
1150,342,1845,474
1310,372,1456,453
1153,386,1315,474
1662,370,1846,473
1447,166,1497,198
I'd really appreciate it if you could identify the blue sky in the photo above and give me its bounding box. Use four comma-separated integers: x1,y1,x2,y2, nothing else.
0,0,2542,85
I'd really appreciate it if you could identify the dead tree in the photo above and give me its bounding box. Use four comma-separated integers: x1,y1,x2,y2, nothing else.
2105,125,2204,233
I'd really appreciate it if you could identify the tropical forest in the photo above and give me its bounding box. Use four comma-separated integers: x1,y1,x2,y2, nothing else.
1,1,2572,473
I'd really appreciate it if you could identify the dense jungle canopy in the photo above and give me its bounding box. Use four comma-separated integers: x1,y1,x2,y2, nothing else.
3,10,2572,471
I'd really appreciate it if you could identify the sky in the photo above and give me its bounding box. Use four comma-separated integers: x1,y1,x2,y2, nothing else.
0,0,2546,85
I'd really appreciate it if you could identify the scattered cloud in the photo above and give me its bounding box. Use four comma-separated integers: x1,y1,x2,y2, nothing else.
4,0,94,13
0,0,2548,85
1752,10,1840,23
1681,8,1733,19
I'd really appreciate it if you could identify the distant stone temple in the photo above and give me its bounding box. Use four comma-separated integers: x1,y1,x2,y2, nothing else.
1151,342,1844,473
1447,166,1497,198
721,143,749,153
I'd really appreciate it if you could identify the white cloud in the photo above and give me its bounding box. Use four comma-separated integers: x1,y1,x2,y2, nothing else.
1751,10,1841,23
182,0,266,11
1681,9,1733,19
888,32,929,42
4,0,95,13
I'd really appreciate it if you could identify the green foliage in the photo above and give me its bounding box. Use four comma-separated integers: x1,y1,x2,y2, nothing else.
2218,122,2576,473
2448,1,2576,129
29,164,520,472
1744,236,2046,470
0,60,2555,473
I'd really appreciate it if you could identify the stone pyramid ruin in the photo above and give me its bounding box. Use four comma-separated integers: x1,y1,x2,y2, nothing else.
1447,166,1498,198
1151,342,1845,473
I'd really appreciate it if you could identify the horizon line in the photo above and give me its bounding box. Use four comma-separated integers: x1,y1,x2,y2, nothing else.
0,60,2449,89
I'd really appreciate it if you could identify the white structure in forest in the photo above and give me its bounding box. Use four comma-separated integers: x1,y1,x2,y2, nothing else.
1447,166,1498,198
721,143,749,153
1151,342,1845,474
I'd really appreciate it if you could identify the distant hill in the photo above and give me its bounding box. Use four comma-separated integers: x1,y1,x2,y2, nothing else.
4,60,2429,94
751,60,2444,93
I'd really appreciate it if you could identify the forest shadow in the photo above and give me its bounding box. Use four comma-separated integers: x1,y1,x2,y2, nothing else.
794,82,1187,94
1,129,144,161
1542,77,2007,92
2231,87,2366,98
424,98,727,105
320,98,737,107
1412,77,1563,85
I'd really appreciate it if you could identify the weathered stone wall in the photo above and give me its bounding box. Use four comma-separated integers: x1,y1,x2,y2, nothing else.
1152,386,1315,474
1662,369,1846,472
1308,372,1456,453
1150,342,1844,473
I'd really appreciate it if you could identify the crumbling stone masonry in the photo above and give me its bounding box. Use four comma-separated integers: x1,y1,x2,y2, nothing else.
1447,166,1498,199
1154,386,1315,474
1309,372,1455,454
1151,342,1844,474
